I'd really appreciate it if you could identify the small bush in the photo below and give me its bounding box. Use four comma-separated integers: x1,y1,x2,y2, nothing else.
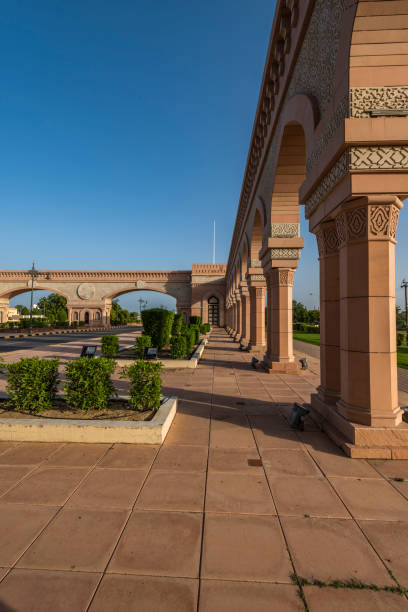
135,334,152,358
79,321,86,327
101,334,119,358
171,335,187,359
4,357,60,413
172,313,183,336
182,326,195,355
122,360,162,412
64,357,116,410
397,332,405,347
141,308,175,349
189,316,201,325
190,324,200,344
200,322,210,334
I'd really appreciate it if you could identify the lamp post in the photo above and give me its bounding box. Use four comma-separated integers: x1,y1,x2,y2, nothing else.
402,279,408,336
28,261,39,335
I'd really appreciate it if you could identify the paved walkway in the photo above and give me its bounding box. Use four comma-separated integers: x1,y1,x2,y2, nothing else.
0,329,408,610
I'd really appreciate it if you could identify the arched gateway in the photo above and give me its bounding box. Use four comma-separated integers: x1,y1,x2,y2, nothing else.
225,0,408,457
0,265,226,327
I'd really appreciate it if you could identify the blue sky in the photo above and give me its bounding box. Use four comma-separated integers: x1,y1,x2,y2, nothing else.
2,1,407,311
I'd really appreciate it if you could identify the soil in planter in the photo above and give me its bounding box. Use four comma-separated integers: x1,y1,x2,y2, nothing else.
117,343,199,360
0,399,155,421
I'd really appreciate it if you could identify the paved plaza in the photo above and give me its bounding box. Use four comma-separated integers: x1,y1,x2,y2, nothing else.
0,329,407,610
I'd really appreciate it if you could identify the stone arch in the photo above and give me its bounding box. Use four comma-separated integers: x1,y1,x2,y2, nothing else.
0,285,70,302
249,208,265,266
103,286,180,302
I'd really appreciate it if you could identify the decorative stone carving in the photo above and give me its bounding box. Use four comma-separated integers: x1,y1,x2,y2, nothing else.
306,94,349,174
255,287,265,298
136,280,145,289
305,151,349,217
335,202,401,246
250,275,265,281
250,259,262,268
270,223,300,237
350,146,408,171
270,248,301,259
315,222,339,258
350,87,408,118
77,283,95,300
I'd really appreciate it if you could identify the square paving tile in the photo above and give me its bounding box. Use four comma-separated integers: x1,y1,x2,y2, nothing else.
368,460,408,481
208,448,263,474
311,452,380,479
47,443,110,466
329,477,408,521
254,430,304,450
164,426,209,446
199,580,303,612
0,465,33,496
205,472,275,515
108,510,202,578
201,513,292,582
136,471,205,512
0,504,58,566
67,468,146,509
210,427,256,449
0,568,100,612
0,443,63,465
269,476,350,518
17,507,128,572
0,442,19,457
0,568,8,581
98,444,158,469
281,517,393,585
1,467,88,506
358,520,408,585
261,449,321,477
89,574,198,612
303,585,408,611
153,444,208,472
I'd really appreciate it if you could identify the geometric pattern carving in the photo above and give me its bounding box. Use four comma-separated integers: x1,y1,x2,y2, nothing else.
335,203,400,246
315,222,339,258
347,207,367,239
271,223,300,237
305,151,349,218
350,146,408,171
277,269,295,286
350,87,408,118
306,94,349,174
270,248,301,259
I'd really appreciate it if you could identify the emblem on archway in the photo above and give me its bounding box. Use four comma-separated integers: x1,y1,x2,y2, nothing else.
136,280,145,289
77,283,95,300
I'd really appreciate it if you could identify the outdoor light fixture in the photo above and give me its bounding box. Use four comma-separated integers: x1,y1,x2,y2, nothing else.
27,261,39,336
370,109,408,117
290,402,310,431
251,356,259,369
146,347,158,359
299,357,308,370
80,345,97,358
239,342,244,351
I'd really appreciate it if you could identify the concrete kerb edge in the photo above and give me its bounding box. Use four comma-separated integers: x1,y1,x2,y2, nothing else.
116,337,208,370
0,396,177,444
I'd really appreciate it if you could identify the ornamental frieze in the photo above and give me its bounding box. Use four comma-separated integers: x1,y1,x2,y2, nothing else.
350,87,408,118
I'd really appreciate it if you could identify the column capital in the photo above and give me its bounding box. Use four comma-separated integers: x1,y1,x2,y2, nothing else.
334,195,402,248
313,220,340,258
264,267,295,287
246,271,266,288
239,283,250,298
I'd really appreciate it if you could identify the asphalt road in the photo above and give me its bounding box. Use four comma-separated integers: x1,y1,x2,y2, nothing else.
0,327,137,354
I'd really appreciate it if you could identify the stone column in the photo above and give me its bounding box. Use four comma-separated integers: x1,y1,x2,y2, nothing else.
232,298,237,334
262,268,297,372
67,307,73,326
335,196,402,427
235,292,242,338
248,282,266,353
240,285,250,346
314,221,341,404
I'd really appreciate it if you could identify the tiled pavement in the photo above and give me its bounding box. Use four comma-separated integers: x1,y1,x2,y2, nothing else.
0,329,408,610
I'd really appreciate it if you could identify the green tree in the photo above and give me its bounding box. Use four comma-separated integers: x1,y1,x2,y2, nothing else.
397,306,406,330
293,300,309,323
15,304,29,315
37,294,67,323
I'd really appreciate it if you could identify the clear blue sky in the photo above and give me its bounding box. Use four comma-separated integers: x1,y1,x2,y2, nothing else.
2,1,407,311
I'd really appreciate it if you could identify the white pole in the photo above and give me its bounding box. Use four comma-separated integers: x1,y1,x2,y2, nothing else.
213,220,216,264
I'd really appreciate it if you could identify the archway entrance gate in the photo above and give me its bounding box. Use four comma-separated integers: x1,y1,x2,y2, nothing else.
0,264,226,327
225,0,408,458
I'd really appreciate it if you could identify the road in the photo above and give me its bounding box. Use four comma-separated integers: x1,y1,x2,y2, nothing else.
0,327,139,354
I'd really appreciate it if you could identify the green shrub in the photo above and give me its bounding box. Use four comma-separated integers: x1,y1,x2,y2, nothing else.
71,321,78,328
79,321,86,327
101,334,119,358
200,322,210,334
141,308,174,349
122,360,162,412
397,332,405,347
190,324,200,344
189,315,201,326
64,357,116,410
171,335,187,359
135,334,152,358
182,326,195,355
4,357,60,413
172,313,183,336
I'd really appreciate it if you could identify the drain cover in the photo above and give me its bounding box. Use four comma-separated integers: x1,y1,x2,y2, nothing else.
248,459,263,467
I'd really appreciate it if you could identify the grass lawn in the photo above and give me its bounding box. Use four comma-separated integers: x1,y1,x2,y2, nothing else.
293,331,408,370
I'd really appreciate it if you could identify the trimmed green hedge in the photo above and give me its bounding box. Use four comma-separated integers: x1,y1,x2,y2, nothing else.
190,324,200,344
171,335,187,359
189,316,201,325
3,357,60,413
293,322,320,333
64,357,116,410
122,360,162,412
172,313,183,336
182,326,195,355
141,308,174,350
200,323,210,334
101,334,119,358
135,334,152,358
397,332,406,347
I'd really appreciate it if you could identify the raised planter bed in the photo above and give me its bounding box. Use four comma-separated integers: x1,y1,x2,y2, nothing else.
0,395,177,444
117,338,208,369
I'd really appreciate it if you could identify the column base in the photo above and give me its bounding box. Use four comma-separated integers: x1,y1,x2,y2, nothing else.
261,356,299,373
310,394,408,459
336,399,402,428
248,344,266,354
317,385,341,406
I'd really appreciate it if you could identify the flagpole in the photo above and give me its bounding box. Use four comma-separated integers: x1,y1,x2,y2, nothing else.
213,220,216,264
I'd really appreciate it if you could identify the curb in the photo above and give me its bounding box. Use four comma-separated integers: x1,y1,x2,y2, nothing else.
0,327,129,340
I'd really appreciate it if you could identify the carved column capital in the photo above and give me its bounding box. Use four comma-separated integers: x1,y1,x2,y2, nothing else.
265,267,295,287
335,196,402,247
314,220,339,258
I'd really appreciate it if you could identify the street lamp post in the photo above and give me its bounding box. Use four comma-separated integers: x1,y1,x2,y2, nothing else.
402,279,408,336
28,261,39,336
